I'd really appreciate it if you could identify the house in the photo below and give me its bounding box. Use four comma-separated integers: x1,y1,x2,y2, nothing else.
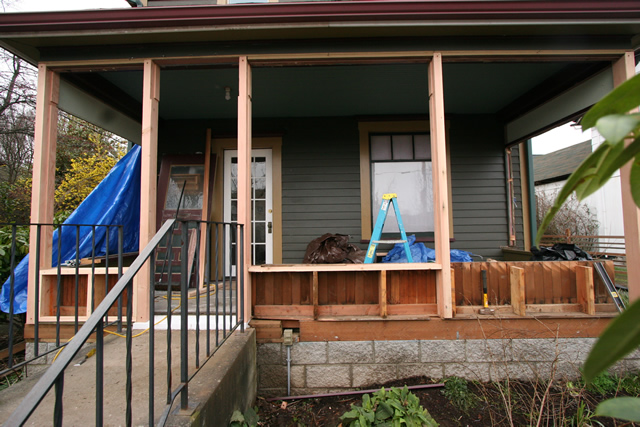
1,0,640,417
534,138,626,256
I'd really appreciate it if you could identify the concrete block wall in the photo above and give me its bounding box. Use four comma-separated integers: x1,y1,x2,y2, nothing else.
257,338,640,397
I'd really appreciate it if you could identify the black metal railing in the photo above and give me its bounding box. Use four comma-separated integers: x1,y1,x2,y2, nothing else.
0,222,125,380
5,219,245,426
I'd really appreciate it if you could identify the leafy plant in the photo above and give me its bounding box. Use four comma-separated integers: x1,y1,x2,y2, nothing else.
340,385,439,427
569,401,604,427
0,224,29,284
534,71,640,422
229,407,259,427
442,377,476,413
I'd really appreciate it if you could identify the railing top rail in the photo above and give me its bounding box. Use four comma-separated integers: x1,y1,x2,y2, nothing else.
5,219,176,426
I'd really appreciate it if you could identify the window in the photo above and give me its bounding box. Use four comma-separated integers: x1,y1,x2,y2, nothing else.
358,121,452,240
370,133,433,233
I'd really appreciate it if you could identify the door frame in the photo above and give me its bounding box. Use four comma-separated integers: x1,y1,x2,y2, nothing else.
209,134,283,267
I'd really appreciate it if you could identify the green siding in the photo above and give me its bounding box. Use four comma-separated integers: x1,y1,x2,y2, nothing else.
160,115,518,263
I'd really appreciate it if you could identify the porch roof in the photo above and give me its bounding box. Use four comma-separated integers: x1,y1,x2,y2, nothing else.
1,1,639,64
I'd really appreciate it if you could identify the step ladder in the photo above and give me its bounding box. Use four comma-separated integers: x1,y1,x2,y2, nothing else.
594,262,626,312
365,193,413,264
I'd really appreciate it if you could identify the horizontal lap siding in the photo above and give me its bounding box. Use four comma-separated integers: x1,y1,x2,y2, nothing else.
282,118,362,263
450,116,510,259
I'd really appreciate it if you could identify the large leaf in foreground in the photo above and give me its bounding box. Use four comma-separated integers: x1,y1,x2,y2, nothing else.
582,74,640,129
595,397,640,422
583,299,640,383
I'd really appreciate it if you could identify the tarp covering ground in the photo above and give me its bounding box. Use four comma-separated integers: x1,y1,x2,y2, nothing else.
0,145,141,314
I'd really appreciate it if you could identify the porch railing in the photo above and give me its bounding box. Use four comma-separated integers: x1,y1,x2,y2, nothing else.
4,218,245,426
541,231,627,286
0,222,125,380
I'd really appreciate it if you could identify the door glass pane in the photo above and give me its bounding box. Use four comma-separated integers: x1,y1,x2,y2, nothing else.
255,200,266,221
254,244,266,265
165,165,205,209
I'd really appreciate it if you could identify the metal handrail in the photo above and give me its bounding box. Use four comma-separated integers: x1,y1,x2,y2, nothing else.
5,219,176,426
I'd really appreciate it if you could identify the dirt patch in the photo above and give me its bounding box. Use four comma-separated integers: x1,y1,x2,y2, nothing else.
256,376,637,426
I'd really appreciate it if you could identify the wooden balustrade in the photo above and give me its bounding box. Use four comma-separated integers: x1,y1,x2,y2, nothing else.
251,260,615,320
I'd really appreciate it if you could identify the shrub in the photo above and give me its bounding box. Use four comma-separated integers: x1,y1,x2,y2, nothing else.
340,385,439,427
442,377,477,413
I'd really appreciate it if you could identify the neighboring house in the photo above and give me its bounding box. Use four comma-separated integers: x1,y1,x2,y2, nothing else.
1,0,640,400
534,138,625,240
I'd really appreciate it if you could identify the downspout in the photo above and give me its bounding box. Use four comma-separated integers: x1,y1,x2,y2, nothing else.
525,139,537,248
505,148,516,247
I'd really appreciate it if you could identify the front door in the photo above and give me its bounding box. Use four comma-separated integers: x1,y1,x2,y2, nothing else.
224,149,273,274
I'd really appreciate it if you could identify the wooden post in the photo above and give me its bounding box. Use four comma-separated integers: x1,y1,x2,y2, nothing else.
312,271,318,320
26,66,59,324
613,52,640,303
135,59,160,323
450,267,456,316
199,130,212,292
576,265,596,315
379,270,388,318
428,53,452,319
509,266,526,316
237,56,253,323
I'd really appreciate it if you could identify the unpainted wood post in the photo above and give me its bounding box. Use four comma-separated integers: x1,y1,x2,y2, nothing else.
509,266,526,316
428,52,453,319
614,52,640,303
450,267,456,316
238,56,253,323
312,271,318,320
27,66,59,324
576,265,596,315
379,270,388,318
135,59,160,323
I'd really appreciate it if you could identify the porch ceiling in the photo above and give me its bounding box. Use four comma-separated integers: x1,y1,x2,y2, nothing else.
86,60,597,121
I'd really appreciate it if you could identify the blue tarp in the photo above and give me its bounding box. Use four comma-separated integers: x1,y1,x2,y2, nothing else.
381,235,474,263
0,145,141,314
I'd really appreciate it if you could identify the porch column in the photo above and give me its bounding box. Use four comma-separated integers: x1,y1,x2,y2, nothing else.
26,66,59,324
136,59,160,322
237,56,253,323
613,52,640,302
428,53,453,319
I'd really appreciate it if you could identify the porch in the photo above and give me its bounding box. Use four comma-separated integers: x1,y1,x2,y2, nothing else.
249,260,619,342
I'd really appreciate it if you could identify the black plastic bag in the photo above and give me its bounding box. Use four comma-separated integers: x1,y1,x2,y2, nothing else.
530,243,593,261
303,233,365,264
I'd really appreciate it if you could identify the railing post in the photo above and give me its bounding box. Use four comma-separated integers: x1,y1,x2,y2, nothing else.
180,221,189,411
53,373,64,427
240,224,245,331
96,318,104,427
148,251,156,425
8,224,17,368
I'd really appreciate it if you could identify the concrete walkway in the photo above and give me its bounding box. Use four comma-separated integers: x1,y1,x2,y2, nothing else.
0,327,255,426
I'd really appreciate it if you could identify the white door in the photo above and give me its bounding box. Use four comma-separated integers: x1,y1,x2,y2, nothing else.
224,149,273,274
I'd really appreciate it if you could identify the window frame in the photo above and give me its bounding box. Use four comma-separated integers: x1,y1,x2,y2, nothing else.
358,120,453,240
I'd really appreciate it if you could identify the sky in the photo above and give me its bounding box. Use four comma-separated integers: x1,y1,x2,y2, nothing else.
3,0,127,12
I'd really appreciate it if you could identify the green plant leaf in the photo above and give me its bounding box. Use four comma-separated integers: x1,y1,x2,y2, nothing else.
595,397,640,421
243,407,259,426
376,401,394,420
582,73,640,130
583,299,640,383
596,114,640,144
230,410,245,423
631,156,640,208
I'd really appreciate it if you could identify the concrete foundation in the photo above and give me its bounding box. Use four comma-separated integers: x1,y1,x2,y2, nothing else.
258,338,640,397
